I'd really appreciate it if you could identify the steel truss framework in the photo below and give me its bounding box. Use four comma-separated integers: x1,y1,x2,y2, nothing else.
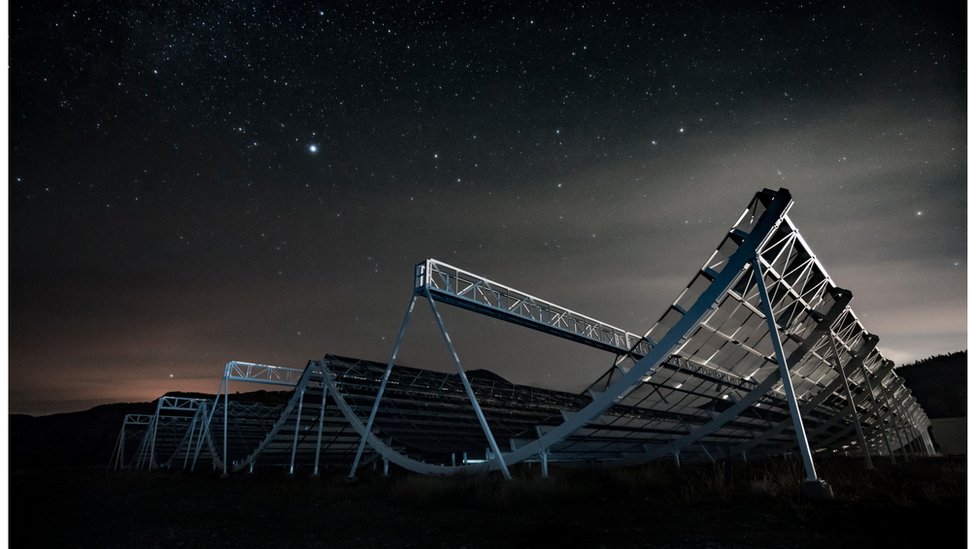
116,188,933,484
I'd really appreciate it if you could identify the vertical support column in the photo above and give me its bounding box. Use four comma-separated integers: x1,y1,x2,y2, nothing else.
190,403,211,472
148,404,161,470
182,407,201,471
921,428,936,456
892,389,920,457
383,458,390,477
828,334,873,469
111,425,125,470
426,293,512,480
752,258,824,489
349,295,418,479
313,368,329,478
222,374,230,476
673,450,681,468
289,387,306,476
540,451,549,479
878,377,910,459
859,363,895,462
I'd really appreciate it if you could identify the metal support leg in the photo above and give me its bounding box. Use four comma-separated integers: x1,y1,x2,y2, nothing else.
190,404,210,472
349,296,418,479
222,376,230,476
922,429,936,456
540,451,549,479
828,334,873,469
148,406,160,470
752,258,822,486
893,395,921,458
313,374,329,478
879,386,910,459
426,293,512,480
182,408,201,471
673,450,681,468
383,458,390,477
860,366,895,463
289,387,306,476
111,427,125,470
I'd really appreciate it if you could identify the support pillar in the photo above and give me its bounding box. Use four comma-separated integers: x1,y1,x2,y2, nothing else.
859,363,895,463
313,372,329,478
349,296,417,479
182,408,201,471
752,258,831,499
289,387,306,476
828,334,873,469
540,451,549,479
427,293,512,480
222,375,230,477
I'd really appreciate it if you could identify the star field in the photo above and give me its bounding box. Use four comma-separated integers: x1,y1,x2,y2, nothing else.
9,1,966,414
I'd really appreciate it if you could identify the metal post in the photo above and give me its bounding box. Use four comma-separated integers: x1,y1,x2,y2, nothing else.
349,295,418,479
673,450,681,468
313,372,329,478
541,451,549,479
426,293,512,480
111,426,125,470
879,381,910,459
892,391,918,458
222,375,230,476
182,407,201,471
289,387,306,476
922,429,936,456
190,403,210,472
383,458,390,477
859,364,895,462
148,405,160,471
752,258,820,484
828,333,873,469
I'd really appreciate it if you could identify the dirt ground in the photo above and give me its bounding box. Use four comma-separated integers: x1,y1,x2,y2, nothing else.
8,457,966,548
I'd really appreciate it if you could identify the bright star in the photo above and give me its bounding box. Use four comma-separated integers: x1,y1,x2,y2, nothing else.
308,144,318,153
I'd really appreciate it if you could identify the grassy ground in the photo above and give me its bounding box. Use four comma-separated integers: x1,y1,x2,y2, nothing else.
9,456,966,548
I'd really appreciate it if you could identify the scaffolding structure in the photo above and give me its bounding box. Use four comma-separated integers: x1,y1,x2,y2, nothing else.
114,188,934,488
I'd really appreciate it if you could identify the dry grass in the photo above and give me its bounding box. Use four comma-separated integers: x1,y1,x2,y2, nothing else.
10,456,966,548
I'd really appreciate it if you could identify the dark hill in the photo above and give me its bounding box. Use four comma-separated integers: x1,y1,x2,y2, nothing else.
9,390,291,470
897,351,966,419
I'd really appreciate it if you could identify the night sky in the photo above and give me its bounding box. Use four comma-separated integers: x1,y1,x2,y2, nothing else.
10,1,966,415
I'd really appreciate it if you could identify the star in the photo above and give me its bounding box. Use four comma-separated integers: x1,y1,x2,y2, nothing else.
308,144,318,154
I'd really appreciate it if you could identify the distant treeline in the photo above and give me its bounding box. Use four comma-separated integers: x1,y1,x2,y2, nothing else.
897,350,966,419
